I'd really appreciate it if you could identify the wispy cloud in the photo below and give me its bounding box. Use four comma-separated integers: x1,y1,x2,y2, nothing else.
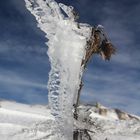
0,68,48,104
0,41,48,63
0,73,47,89
81,88,140,115
81,61,140,115
0,0,49,105
0,68,47,89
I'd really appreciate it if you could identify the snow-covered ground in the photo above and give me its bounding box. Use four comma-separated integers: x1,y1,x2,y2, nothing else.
0,100,54,140
0,100,140,140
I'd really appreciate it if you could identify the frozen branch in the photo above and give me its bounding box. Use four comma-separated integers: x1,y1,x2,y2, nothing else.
24,0,116,140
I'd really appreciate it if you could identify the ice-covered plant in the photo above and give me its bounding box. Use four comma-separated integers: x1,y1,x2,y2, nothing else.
24,0,115,140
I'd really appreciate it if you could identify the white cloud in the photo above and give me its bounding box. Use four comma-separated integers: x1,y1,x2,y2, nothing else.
0,68,48,104
0,68,47,89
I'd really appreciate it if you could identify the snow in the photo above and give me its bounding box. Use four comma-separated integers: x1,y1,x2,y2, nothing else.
0,100,52,118
24,0,92,139
92,134,140,140
76,105,140,140
0,101,54,140
90,110,118,120
0,100,140,140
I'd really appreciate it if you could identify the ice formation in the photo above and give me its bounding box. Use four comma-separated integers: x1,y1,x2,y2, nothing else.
24,0,92,139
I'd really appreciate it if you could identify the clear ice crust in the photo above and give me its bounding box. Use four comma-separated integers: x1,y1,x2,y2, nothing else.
24,0,92,139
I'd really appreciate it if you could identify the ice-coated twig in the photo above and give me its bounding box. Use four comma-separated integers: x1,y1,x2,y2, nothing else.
25,0,92,140
24,0,115,140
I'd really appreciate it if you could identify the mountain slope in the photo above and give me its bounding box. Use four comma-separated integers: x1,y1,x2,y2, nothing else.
0,101,140,140
0,101,54,140
75,104,140,140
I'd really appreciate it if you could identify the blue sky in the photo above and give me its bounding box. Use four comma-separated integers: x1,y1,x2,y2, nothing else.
0,0,140,115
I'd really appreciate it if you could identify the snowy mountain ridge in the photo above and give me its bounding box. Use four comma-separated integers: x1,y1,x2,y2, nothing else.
0,100,140,140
